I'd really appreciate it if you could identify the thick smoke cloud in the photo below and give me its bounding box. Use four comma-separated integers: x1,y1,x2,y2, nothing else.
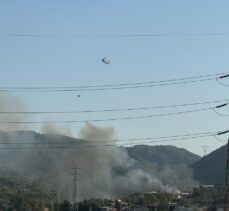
0,94,198,200
41,123,72,137
79,122,115,141
0,93,30,131
0,123,197,200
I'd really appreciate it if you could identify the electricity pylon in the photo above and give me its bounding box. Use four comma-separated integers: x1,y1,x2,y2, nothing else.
72,167,79,211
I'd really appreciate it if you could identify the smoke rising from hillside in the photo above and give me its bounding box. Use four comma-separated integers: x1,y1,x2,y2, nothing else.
41,123,72,136
0,93,30,131
79,122,115,141
0,93,198,199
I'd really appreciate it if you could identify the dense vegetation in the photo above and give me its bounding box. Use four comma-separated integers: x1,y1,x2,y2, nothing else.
0,176,54,211
126,145,200,167
0,179,175,211
191,144,227,184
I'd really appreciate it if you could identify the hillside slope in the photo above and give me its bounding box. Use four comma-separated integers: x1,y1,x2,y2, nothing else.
126,145,201,167
191,144,227,184
0,130,201,197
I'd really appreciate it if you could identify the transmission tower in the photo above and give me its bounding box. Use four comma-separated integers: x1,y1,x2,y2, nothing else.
202,145,209,157
72,167,79,211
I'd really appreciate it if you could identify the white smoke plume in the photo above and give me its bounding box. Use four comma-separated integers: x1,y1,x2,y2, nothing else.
0,94,198,200
0,92,31,131
41,123,72,137
0,123,196,200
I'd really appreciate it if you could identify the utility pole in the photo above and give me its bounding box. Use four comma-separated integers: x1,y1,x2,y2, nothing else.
72,167,79,211
224,135,229,211
217,130,229,211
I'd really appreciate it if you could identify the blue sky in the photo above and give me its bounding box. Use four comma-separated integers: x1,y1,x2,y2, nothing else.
1,0,229,155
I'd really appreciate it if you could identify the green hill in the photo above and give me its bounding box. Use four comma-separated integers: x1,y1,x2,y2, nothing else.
126,145,200,167
191,144,227,184
0,131,202,199
0,174,55,210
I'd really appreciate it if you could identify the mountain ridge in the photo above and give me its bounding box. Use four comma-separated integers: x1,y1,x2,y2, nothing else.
191,144,227,184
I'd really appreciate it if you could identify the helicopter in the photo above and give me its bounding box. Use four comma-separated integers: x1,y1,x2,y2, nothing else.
102,57,111,64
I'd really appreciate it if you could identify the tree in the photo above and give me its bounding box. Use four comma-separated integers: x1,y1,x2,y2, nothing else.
59,200,71,211
157,193,172,211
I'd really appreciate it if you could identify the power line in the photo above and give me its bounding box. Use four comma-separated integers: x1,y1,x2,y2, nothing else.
213,134,228,143
0,130,221,150
1,32,229,38
213,107,229,117
0,130,219,145
0,72,223,88
0,98,228,115
0,134,218,150
0,72,226,92
216,77,229,87
0,106,216,124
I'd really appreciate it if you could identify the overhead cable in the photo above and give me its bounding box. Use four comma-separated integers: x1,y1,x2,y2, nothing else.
0,98,228,114
0,106,220,124
0,131,221,150
1,32,229,38
0,130,218,145
0,72,227,92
